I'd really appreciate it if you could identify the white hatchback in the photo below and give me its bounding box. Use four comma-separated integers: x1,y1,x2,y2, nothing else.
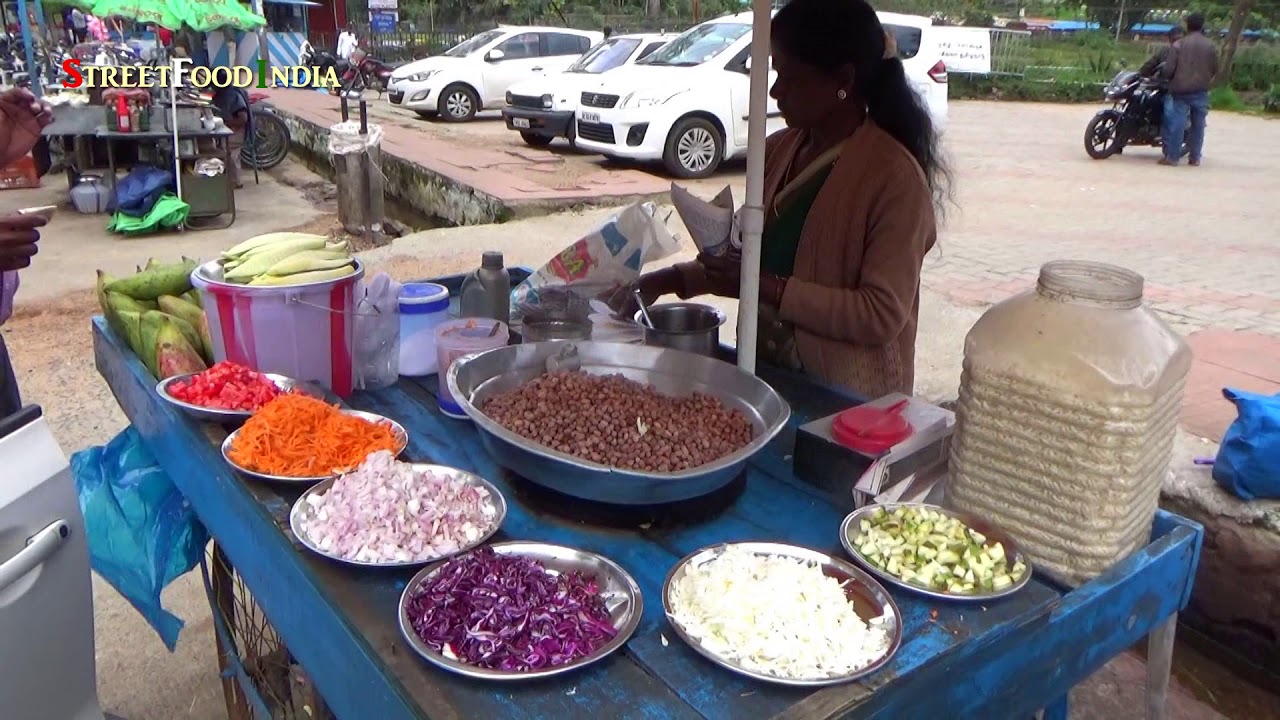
387,26,604,122
573,11,948,178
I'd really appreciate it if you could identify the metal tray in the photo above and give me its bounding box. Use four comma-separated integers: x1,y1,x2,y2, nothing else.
662,541,902,686
220,410,408,484
840,502,1033,602
289,463,507,568
446,341,791,505
156,371,302,423
398,541,643,680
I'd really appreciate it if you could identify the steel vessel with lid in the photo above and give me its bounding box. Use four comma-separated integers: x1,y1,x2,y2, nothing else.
948,261,1191,586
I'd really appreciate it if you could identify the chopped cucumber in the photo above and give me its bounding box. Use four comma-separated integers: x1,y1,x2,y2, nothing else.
850,505,1027,595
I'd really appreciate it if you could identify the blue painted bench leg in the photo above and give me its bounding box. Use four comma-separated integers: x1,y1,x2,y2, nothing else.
1041,695,1069,720
1147,614,1178,720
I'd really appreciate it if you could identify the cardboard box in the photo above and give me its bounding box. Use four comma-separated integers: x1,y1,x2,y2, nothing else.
0,154,40,191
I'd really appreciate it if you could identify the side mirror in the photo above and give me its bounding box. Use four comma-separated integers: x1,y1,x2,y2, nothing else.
486,49,505,62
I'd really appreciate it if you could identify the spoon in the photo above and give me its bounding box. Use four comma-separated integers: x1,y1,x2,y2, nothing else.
488,321,502,337
633,289,655,329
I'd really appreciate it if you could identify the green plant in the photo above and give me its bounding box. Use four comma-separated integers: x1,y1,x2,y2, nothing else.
1264,85,1280,114
949,74,1102,104
1210,86,1248,112
1229,46,1280,93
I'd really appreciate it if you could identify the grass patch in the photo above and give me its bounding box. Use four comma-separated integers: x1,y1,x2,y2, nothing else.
950,74,1102,104
1210,87,1248,112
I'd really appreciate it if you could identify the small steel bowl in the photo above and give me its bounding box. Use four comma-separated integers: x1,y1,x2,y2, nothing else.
398,541,643,680
289,463,507,569
221,410,408,485
840,502,1034,602
156,372,301,423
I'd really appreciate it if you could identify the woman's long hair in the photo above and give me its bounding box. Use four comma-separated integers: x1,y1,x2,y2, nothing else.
772,0,953,210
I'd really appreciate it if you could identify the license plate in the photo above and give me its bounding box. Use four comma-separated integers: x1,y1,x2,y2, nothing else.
512,117,531,129
580,111,600,123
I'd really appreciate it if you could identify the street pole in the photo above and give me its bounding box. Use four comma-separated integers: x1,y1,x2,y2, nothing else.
1114,0,1126,42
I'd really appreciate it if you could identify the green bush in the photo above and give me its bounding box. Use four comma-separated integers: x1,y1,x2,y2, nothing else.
949,74,1103,104
1230,46,1280,93
1262,85,1280,113
1209,86,1248,112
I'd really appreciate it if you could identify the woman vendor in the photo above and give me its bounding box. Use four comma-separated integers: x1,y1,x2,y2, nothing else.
622,0,950,398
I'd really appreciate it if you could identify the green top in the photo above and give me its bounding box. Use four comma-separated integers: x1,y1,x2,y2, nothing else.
762,164,835,278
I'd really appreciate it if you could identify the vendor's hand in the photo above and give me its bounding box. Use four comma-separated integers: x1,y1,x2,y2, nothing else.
698,251,741,299
605,269,677,320
0,213,45,272
0,88,54,169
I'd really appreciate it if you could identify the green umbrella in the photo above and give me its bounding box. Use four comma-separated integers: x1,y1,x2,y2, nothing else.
89,0,265,32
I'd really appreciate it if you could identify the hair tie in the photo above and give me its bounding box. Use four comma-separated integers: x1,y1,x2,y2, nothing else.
882,30,898,60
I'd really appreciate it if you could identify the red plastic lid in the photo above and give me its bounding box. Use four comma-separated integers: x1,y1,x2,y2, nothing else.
831,405,914,455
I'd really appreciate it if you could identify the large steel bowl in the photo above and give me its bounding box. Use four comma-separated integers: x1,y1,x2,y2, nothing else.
447,341,791,505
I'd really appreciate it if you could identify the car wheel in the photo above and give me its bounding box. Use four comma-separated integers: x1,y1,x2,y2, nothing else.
520,131,554,147
438,84,479,123
664,117,723,179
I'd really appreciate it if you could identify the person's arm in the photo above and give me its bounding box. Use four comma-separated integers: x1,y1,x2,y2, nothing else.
0,271,16,326
1138,50,1161,77
777,167,934,345
1160,44,1179,80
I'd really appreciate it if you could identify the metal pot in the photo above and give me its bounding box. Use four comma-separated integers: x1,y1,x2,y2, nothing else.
634,302,726,357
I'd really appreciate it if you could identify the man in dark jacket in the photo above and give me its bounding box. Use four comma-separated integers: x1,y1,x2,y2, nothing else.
1139,26,1183,77
1160,13,1219,166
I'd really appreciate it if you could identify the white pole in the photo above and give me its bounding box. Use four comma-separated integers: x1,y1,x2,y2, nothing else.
737,0,771,375
170,58,182,208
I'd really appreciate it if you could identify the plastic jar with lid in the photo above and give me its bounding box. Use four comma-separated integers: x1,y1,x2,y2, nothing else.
948,261,1192,586
398,282,450,376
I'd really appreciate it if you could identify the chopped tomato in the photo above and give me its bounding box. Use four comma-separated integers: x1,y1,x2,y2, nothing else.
167,361,288,412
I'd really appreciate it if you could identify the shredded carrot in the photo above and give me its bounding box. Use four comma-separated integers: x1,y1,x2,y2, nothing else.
227,394,400,477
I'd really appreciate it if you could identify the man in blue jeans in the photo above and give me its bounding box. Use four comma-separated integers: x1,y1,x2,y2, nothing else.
1160,13,1219,166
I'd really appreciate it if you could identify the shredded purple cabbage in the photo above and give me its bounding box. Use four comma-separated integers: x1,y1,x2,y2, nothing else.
406,547,618,671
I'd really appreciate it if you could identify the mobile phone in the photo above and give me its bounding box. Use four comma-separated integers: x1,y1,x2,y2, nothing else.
17,205,56,221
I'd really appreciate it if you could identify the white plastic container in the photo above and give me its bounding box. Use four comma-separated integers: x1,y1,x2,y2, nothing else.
397,282,450,376
191,259,364,398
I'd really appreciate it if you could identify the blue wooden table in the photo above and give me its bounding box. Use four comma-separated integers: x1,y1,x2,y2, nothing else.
92,316,1203,720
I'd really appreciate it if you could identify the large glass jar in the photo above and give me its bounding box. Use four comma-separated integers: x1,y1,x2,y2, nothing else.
949,261,1192,586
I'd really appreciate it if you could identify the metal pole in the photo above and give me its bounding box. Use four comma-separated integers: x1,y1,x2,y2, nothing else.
252,0,270,85
737,0,771,375
1114,0,1126,42
16,0,40,98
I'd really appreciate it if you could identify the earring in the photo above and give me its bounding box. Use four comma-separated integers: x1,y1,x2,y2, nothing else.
837,89,848,100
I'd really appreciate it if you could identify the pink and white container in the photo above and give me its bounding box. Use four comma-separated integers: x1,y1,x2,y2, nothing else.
191,259,365,398
435,318,508,418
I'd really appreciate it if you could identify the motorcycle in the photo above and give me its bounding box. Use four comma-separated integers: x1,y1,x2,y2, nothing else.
339,46,396,97
300,40,348,94
1084,70,1185,160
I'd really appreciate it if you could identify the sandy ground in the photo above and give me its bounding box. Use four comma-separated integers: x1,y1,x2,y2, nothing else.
2,100,1278,718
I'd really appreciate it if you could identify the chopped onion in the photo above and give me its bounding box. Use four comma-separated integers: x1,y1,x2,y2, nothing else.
668,546,892,679
406,548,618,671
298,451,498,564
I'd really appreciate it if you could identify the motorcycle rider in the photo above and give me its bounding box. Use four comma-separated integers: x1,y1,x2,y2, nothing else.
1159,13,1218,167
1138,26,1183,78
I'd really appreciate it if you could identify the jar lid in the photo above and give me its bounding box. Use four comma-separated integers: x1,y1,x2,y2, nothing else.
831,405,914,455
399,282,449,305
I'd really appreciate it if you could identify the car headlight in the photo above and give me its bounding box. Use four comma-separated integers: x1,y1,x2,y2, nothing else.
402,70,437,83
619,89,689,109
542,94,553,109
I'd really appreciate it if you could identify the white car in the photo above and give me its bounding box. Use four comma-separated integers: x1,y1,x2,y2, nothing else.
573,11,948,178
387,26,604,122
501,32,675,147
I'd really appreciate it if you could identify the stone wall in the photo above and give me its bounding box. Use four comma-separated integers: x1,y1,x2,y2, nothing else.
272,109,512,227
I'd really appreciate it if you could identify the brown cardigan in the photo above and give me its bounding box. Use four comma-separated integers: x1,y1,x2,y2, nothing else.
677,122,937,398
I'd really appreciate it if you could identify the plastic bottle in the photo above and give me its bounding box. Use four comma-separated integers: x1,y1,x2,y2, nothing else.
458,251,511,325
115,96,131,133
138,103,150,132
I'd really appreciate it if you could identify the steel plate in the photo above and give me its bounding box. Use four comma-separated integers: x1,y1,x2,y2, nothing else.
446,341,791,505
220,410,408,485
156,372,305,424
662,541,902,686
398,541,643,680
289,464,507,568
840,502,1034,602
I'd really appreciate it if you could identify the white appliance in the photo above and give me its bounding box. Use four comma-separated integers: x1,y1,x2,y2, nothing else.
0,406,103,720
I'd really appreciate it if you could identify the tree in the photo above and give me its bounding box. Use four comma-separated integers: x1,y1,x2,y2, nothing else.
1217,0,1257,85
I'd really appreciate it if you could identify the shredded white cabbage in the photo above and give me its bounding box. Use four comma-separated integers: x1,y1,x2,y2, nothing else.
668,546,892,679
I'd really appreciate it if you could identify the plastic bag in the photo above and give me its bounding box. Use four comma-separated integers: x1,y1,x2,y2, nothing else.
354,272,401,390
1212,388,1280,500
70,426,209,651
114,166,174,217
511,201,680,324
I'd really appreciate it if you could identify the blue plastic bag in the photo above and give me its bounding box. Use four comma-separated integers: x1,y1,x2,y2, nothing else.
114,166,174,217
1212,388,1280,501
71,427,209,651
